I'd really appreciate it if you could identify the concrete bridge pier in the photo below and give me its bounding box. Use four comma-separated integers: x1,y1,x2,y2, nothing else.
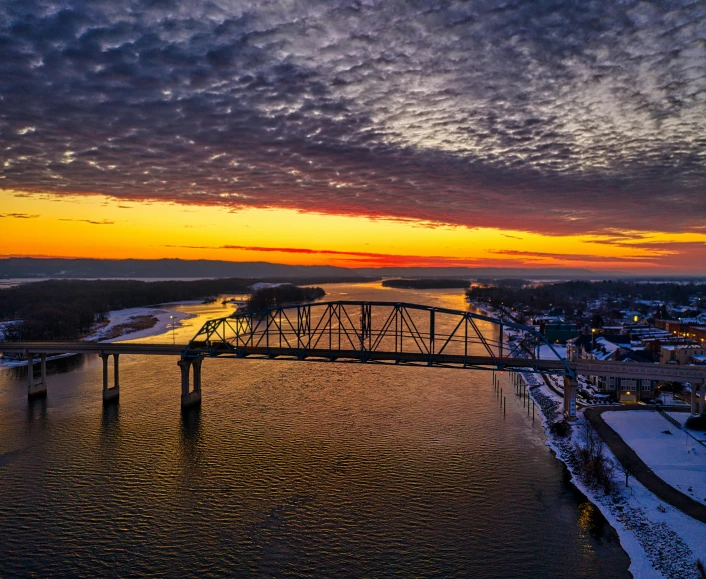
694,381,705,416
27,353,47,398
563,375,577,420
101,353,120,403
178,358,202,410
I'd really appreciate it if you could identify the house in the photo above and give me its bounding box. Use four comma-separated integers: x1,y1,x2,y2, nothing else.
688,325,706,344
600,353,659,402
660,345,706,365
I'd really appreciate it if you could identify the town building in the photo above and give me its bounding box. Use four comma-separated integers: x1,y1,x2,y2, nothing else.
660,344,706,365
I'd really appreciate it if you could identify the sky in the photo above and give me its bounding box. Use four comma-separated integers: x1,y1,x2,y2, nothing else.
1,0,705,273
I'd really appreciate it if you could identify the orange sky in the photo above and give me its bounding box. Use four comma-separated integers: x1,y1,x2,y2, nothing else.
2,190,705,274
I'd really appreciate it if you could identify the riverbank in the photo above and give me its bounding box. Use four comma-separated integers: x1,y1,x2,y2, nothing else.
466,298,705,577
86,303,198,343
524,374,705,578
0,303,198,367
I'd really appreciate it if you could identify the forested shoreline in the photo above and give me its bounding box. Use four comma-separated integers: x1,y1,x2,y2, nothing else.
466,280,705,316
0,277,334,341
246,285,325,311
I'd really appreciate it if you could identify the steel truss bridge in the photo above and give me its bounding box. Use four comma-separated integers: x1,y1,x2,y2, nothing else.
2,301,705,415
187,301,571,374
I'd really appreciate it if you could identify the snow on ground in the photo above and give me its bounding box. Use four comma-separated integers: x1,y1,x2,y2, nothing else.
527,382,706,578
471,298,706,577
0,320,19,340
87,305,196,343
667,412,706,443
538,343,567,360
603,411,706,507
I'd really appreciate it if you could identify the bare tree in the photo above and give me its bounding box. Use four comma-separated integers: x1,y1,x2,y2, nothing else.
574,418,614,494
615,456,638,487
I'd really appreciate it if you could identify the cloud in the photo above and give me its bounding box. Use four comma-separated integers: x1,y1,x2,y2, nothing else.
0,0,704,237
58,218,114,225
164,243,485,267
0,213,40,219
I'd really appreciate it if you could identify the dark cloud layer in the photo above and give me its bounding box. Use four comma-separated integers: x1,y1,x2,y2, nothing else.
1,0,705,235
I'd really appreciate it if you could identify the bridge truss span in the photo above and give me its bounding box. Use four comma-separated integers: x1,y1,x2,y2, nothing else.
187,301,572,375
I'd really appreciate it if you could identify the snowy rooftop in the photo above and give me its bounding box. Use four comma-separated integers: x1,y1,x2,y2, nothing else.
661,344,705,351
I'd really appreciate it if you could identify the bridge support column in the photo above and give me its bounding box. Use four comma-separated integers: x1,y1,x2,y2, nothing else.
563,375,577,421
179,358,202,410
27,353,47,398
101,353,120,403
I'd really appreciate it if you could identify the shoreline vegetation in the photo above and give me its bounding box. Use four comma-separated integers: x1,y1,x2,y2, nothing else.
381,278,471,289
0,277,344,341
246,285,325,312
466,280,705,315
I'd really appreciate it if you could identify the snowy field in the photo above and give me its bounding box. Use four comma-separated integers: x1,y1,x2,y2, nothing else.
603,411,706,506
538,343,567,360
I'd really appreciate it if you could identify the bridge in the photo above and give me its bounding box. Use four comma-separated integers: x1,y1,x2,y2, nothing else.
2,301,705,416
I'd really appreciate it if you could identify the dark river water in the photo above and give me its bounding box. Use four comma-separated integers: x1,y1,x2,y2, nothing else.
0,283,630,578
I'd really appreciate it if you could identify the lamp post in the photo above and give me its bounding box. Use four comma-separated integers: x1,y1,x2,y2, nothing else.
170,315,175,345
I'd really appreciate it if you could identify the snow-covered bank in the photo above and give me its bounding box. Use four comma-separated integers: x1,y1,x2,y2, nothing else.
87,305,196,343
464,300,706,576
0,320,20,341
526,377,706,578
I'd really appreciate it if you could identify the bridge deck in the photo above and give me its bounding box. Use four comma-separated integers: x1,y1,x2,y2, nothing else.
0,342,185,356
1,342,704,382
188,345,567,370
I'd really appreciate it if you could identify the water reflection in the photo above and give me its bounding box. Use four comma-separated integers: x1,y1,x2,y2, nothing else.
101,399,120,432
179,405,203,488
577,497,610,539
26,394,47,422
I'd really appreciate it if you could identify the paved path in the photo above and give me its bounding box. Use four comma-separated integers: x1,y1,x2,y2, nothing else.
585,406,706,524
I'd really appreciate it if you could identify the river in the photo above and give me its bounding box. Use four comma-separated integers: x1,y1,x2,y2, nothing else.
0,282,630,577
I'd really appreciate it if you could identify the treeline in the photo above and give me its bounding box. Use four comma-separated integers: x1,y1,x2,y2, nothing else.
0,278,260,341
466,280,705,316
475,278,531,288
246,285,325,312
382,278,470,289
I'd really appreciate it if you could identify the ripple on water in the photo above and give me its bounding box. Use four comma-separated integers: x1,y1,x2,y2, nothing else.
0,286,630,578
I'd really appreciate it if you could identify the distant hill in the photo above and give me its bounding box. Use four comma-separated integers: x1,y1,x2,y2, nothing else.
3,257,695,282
357,266,597,279
0,258,367,280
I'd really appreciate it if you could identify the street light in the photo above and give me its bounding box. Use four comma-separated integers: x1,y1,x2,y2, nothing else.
170,315,175,345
